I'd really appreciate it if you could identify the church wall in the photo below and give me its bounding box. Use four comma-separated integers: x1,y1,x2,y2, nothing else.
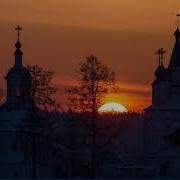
170,67,180,95
145,109,180,154
152,81,170,105
0,110,53,178
144,108,180,178
0,110,29,177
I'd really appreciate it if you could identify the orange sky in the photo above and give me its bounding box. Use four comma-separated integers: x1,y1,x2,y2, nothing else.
0,0,179,111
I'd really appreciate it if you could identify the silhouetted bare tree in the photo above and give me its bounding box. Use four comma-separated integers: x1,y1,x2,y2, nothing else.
15,65,58,178
27,65,58,111
67,55,114,177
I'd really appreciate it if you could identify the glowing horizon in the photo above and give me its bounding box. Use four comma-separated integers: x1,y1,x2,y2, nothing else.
98,102,128,113
0,1,179,111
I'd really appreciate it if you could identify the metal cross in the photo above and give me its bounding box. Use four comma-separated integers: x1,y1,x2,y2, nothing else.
155,48,166,66
15,25,22,40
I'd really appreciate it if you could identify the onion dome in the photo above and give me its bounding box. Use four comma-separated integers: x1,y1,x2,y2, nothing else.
154,64,167,82
5,66,31,80
154,48,168,82
5,26,31,80
168,28,180,68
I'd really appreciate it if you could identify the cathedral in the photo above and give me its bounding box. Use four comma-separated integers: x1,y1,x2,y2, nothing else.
145,25,180,177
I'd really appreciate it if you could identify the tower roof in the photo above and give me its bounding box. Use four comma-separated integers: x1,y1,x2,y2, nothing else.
5,26,31,80
14,25,23,68
154,48,168,83
168,28,180,68
168,15,180,68
5,66,31,80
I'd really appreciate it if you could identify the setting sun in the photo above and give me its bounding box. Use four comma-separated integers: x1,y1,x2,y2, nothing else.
98,102,128,114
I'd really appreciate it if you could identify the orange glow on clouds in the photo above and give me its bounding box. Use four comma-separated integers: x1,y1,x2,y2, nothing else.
101,82,151,111
102,93,151,112
53,79,151,112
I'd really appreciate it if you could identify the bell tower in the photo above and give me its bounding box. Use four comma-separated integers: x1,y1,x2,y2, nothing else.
4,26,32,108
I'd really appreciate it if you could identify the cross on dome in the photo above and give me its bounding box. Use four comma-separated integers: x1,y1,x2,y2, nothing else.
155,48,166,67
15,25,22,41
15,26,22,49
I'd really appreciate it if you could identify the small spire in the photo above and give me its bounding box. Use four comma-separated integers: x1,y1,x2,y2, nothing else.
14,25,23,67
168,16,180,68
15,25,22,49
174,14,180,40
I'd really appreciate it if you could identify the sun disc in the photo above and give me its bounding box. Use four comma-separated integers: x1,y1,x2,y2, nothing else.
98,102,127,113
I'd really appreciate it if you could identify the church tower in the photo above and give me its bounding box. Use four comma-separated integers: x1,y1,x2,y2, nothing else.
0,26,52,178
150,14,180,108
0,26,33,177
145,15,180,178
4,26,32,109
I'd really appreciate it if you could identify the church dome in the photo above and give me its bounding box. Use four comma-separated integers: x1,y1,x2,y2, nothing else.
154,65,168,82
155,65,165,77
5,66,32,80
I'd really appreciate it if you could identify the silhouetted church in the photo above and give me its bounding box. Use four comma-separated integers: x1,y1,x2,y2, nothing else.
1,26,32,110
0,27,52,178
0,26,34,177
145,24,180,177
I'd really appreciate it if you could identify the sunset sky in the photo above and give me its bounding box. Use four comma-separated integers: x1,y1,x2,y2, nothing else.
0,0,179,111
